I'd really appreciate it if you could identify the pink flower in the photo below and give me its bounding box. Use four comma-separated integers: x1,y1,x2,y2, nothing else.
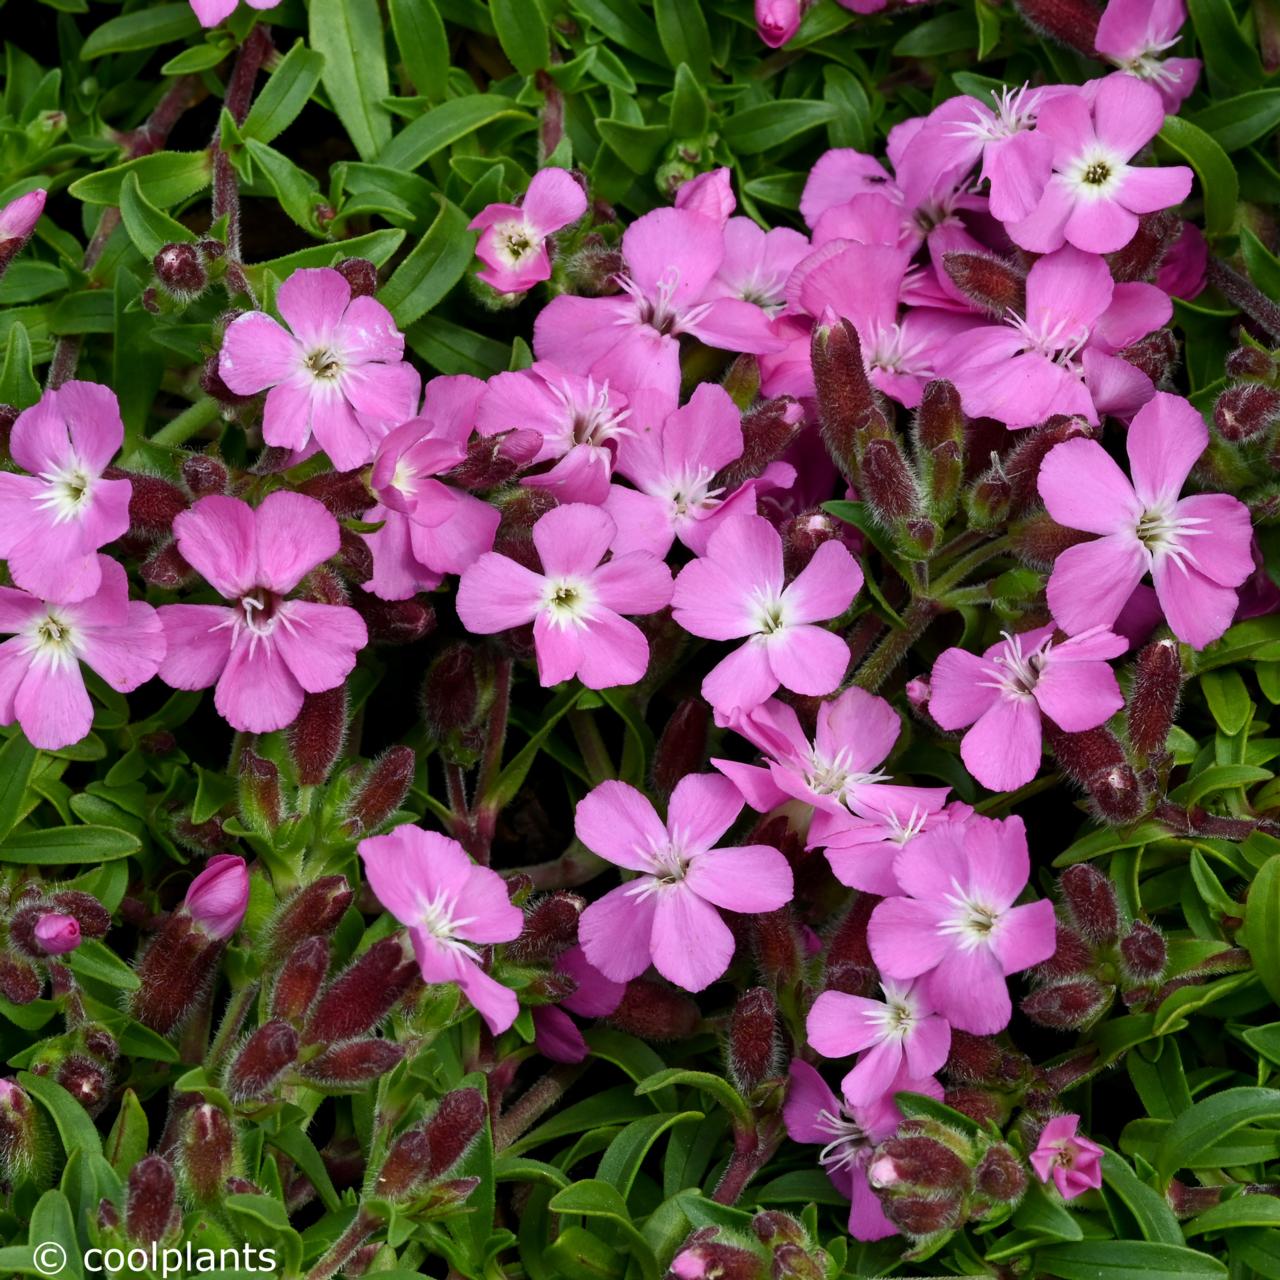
672,515,861,715
935,244,1168,427
1030,1115,1104,1199
533,944,626,1063
0,556,164,751
533,207,783,399
469,168,587,294
1095,0,1200,112
929,624,1127,792
756,0,804,47
477,365,630,504
868,814,1056,1034
359,825,524,1034
218,268,420,472
808,979,950,1109
157,492,368,733
185,854,249,940
1038,392,1255,648
189,0,278,27
674,169,736,225
709,218,811,313
1007,74,1192,255
819,800,970,897
576,774,793,991
33,913,81,956
1157,222,1207,300
456,503,672,690
0,189,46,274
0,382,133,603
364,376,503,600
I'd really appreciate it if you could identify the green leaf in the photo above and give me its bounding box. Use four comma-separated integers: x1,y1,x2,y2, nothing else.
0,324,40,409
30,1190,83,1280
80,3,199,57
1187,1194,1280,1235
722,101,839,155
482,685,583,810
1034,1241,1225,1278
1100,1149,1183,1245
119,172,194,262
0,735,38,841
1171,763,1271,806
823,65,873,152
389,0,449,99
1156,1087,1280,1182
1159,116,1238,239
243,40,326,145
160,42,232,75
568,0,667,65
1241,226,1280,302
653,0,711,80
69,151,212,208
549,1181,659,1280
104,1089,148,1179
634,1070,752,1132
597,1112,702,1202
1231,1226,1280,1279
19,1072,102,1159
310,0,392,161
893,10,978,56
245,139,325,235
669,63,709,138
380,197,473,327
1201,668,1253,734
1189,90,1280,153
582,1029,679,1112
0,824,140,864
597,120,671,174
1245,854,1280,1004
378,94,529,172
1187,0,1264,91
68,939,140,991
491,0,550,74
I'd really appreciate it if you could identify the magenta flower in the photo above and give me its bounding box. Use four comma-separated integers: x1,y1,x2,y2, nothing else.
190,0,278,25
1038,392,1255,648
477,365,630,505
0,382,133,603
929,624,1127,792
756,0,804,46
185,854,249,940
364,376,503,600
1030,1115,1105,1199
469,168,587,294
218,268,421,472
533,206,783,399
672,515,861,715
576,774,793,992
33,913,81,956
0,189,46,275
533,944,626,1063
157,493,367,733
1007,75,1192,255
674,168,736,225
1095,0,1200,112
868,814,1056,1034
936,245,1169,428
808,979,950,1109
456,503,672,690
819,800,971,898
359,825,524,1035
710,218,811,314
0,555,164,751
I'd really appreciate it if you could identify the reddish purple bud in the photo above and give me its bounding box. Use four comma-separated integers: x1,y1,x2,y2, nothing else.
351,592,436,645
271,937,330,1024
1036,923,1096,980
201,354,256,408
56,1054,108,1113
493,487,558,571
1012,0,1101,54
941,251,1026,318
287,687,348,787
0,951,42,1004
914,379,966,521
377,1129,435,1199
812,318,887,480
884,1192,965,1239
304,936,419,1043
338,526,373,583
716,397,804,492
609,978,700,1040
267,877,353,960
860,436,921,527
945,1087,1008,1127
1010,510,1091,569
238,750,285,836
728,987,779,1093
944,1031,1005,1084
651,698,711,798
965,455,1013,528
752,1211,807,1247
1108,211,1179,283
1215,382,1280,442
98,1198,120,1230
33,913,80,956
752,906,804,987
180,453,229,497
130,913,223,1035
1225,346,1277,381
178,1104,236,1205
1120,921,1167,982
975,1144,1028,1203
1021,978,1112,1029
1209,258,1280,342
51,891,111,939
873,1135,970,1192
301,1038,405,1087
507,892,584,965
422,1088,487,1179
154,242,207,299
1119,330,1179,385
1045,724,1126,788
564,234,624,295
185,854,249,940
421,642,491,758
1090,763,1146,825
296,470,373,519
227,1020,300,1101
0,189,46,246
1060,864,1121,944
444,429,541,491
343,747,416,836
670,1240,764,1280
126,1155,178,1243
121,471,188,542
84,1027,119,1061
140,540,194,588
336,257,378,297
0,1080,38,1184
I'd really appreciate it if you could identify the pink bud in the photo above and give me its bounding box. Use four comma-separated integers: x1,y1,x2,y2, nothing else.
0,189,46,242
674,168,736,224
33,913,80,956
184,854,249,940
756,0,804,47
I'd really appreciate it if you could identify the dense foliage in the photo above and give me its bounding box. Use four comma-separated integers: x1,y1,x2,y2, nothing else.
3,1,1280,1278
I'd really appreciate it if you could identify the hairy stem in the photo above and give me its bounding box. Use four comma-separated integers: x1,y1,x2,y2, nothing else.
853,598,941,693
494,1063,586,1151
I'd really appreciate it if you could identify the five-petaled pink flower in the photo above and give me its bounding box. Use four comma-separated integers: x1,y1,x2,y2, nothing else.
1038,392,1255,648
576,774,793,992
0,382,133,603
672,515,861,715
0,555,164,751
1095,0,1200,112
359,825,524,1034
929,624,1127,791
157,492,367,733
469,168,587,294
1030,1115,1105,1199
1007,74,1192,255
218,267,420,472
868,814,1056,1034
456,503,672,690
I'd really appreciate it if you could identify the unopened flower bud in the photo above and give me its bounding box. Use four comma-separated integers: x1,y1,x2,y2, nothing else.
343,747,416,836
446,429,541,491
227,1020,300,1101
1035,923,1096,980
672,1237,763,1280
1012,0,1101,54
140,541,194,588
651,698,710,798
50,890,110,939
1225,346,1277,381
351,592,436,646
1215,383,1280,443
266,877,353,959
716,397,804,491
186,854,249,941
507,893,585,965
126,1155,178,1243
0,190,46,277
874,1133,971,1192
752,906,804,986
974,1143,1028,1204
180,452,229,497
178,1105,236,1205
941,251,1025,318
728,988,780,1093
1119,921,1166,983
722,354,761,411
1108,211,1179,283
336,257,378,298
271,937,330,1024
0,951,42,1004
84,1027,118,1061
493,487,558,570
812,318,887,480
965,455,1012,528
563,234,624,296
1021,978,1112,1029
755,0,803,48
609,978,700,1040
0,1079,39,1185
1060,864,1121,944
1089,763,1146,825
944,1031,1003,1084
752,1211,807,1246
945,1086,1007,1127
301,1038,405,1088
860,436,921,527
130,915,223,1036
906,677,931,713
376,1129,435,1199
238,750,285,836
154,242,207,300
124,472,187,541
304,936,419,1043
32,912,81,956
1010,511,1090,569
422,1088,487,1179
421,642,492,763
56,1055,108,1113
884,1192,965,1239
1044,724,1126,789
287,687,348,786
1119,330,1179,386
913,379,966,522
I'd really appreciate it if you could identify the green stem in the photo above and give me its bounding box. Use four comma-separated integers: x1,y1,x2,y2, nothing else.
208,982,258,1069
569,709,614,784
929,534,1011,597
853,598,941,693
149,396,221,449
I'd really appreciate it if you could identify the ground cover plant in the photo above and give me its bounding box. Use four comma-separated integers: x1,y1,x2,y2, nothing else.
2,0,1280,1277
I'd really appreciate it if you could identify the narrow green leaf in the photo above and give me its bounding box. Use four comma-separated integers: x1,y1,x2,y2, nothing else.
119,172,193,262
378,94,528,172
389,0,449,98
1033,1240,1225,1278
653,0,711,80
1100,1149,1183,1245
0,824,140,864
68,939,140,992
1156,1086,1280,1182
1187,0,1264,91
243,40,326,145
381,197,474,326
1159,116,1238,239
104,1089,148,1179
310,0,392,161
1246,854,1280,1004
1187,1194,1280,1235
492,0,550,74
80,4,199,57
69,151,212,207
634,1070,752,1132
722,100,839,155
0,735,38,841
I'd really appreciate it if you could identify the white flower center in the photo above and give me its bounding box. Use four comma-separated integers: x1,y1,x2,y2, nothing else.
304,346,344,380
868,321,931,376
1007,307,1091,370
549,377,630,451
939,881,1005,952
665,465,723,518
1064,145,1126,200
36,459,95,524
417,887,479,959
867,982,923,1041
815,1107,870,1173
981,629,1053,700
490,217,541,268
950,83,1040,143
541,576,595,628
804,746,890,802
27,610,79,670
617,266,711,338
1136,501,1210,572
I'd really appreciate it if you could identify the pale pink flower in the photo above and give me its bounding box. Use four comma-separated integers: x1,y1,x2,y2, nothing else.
1095,0,1200,112
218,268,420,472
929,624,1127,791
576,774,793,992
364,375,503,600
455,503,672,690
359,825,524,1034
800,149,899,233
1030,1115,1105,1199
868,814,1056,1034
469,168,587,294
185,854,249,940
1038,392,1255,647
0,189,46,274
190,0,278,25
33,913,81,956
0,556,164,751
672,515,861,714
808,979,950,1109
533,207,783,398
0,382,133,603
157,493,367,733
1007,75,1192,255
819,800,971,898
709,218,811,314
756,0,804,46
674,168,736,225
